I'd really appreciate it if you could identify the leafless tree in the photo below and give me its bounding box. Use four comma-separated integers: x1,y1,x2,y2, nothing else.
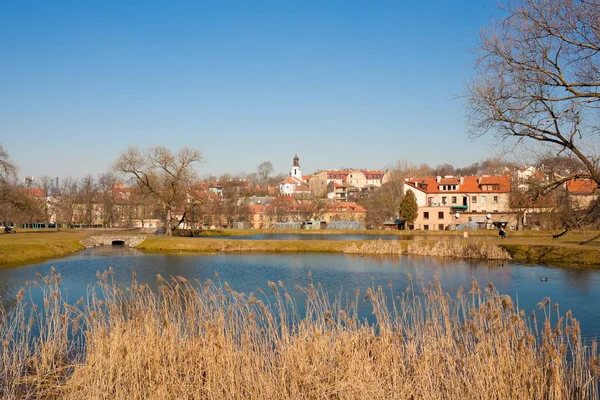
115,146,202,236
363,172,405,228
0,145,40,226
257,161,274,194
33,176,55,226
98,172,118,227
55,177,79,227
468,0,600,241
0,144,16,183
219,175,250,227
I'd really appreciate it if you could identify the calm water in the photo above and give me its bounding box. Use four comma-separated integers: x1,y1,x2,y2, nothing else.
1,247,599,341
200,234,401,240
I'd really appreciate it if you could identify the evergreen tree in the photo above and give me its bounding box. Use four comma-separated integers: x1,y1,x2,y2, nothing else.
399,189,418,230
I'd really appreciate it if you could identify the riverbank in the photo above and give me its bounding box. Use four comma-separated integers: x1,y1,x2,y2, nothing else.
0,230,88,267
0,229,140,267
139,231,600,267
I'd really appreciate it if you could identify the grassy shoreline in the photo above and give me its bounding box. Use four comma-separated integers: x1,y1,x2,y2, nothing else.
2,229,600,268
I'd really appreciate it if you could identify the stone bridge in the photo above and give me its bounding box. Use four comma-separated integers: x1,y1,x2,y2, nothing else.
81,235,146,248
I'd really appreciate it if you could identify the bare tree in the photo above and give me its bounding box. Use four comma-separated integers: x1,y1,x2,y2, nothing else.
114,146,202,236
0,144,16,182
257,161,274,194
468,0,600,241
363,173,405,228
219,175,250,227
0,145,40,226
98,172,117,227
33,176,55,226
55,177,79,227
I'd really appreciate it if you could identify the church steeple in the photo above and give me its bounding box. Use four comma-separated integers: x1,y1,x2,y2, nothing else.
290,154,302,179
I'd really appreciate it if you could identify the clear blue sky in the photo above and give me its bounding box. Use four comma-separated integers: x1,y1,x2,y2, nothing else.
1,0,503,180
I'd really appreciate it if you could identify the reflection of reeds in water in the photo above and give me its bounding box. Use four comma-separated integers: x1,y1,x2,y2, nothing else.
345,239,512,260
1,269,598,399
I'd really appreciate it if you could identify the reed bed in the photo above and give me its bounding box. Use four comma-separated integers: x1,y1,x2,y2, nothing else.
1,268,598,399
344,239,511,260
343,240,403,255
406,239,512,260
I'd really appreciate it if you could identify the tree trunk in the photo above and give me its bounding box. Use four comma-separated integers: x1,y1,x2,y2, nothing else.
165,207,173,236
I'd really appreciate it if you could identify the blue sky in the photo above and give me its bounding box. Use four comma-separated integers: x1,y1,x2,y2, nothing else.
0,0,503,179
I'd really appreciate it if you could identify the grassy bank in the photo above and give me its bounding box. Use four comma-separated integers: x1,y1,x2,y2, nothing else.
138,236,350,253
1,270,597,399
139,231,600,267
2,228,600,268
0,231,89,267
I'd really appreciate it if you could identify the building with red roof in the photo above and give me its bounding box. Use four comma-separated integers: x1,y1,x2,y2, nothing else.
403,175,516,231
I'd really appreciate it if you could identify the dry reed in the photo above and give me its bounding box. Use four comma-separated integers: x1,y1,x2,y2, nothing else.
1,269,597,399
343,240,403,255
344,239,511,260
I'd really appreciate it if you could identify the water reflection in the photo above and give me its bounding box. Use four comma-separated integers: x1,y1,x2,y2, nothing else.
0,248,599,341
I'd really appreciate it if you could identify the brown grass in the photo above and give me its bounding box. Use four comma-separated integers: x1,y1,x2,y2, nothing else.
344,239,511,260
1,269,598,399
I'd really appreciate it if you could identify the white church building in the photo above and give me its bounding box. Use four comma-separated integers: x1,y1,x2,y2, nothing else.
279,154,310,196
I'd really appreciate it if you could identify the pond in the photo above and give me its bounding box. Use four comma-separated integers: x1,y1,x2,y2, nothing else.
1,247,599,342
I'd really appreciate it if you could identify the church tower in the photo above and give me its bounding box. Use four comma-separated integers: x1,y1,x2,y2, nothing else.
290,154,302,180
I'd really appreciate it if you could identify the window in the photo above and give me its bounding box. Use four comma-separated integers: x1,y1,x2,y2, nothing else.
493,196,498,203
424,225,429,230
442,196,447,205
439,224,444,230
424,212,429,219
452,196,457,204
472,196,477,203
481,196,487,204
438,211,444,219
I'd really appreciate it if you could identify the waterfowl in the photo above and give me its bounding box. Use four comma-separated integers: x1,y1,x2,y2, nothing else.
541,277,548,282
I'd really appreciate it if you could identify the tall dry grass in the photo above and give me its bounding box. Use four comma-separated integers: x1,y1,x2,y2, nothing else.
345,239,512,260
344,240,403,255
1,268,598,399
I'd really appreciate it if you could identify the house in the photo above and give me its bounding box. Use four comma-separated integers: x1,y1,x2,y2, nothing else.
248,202,273,229
404,175,516,230
566,178,600,210
328,182,348,202
346,169,386,189
323,201,366,224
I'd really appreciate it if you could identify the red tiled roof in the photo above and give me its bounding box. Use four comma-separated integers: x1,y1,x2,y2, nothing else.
327,171,349,179
405,175,511,194
567,178,598,194
26,188,45,198
249,204,271,214
326,202,366,212
281,176,299,184
361,170,385,179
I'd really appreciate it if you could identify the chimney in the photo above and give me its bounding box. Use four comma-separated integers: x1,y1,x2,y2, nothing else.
459,177,464,184
436,176,441,183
